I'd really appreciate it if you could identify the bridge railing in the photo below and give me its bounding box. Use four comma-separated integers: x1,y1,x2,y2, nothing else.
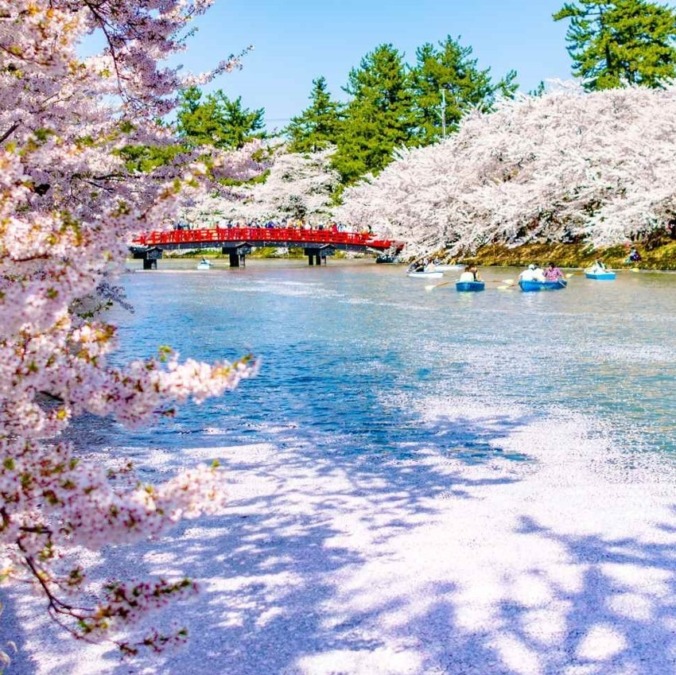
131,227,399,251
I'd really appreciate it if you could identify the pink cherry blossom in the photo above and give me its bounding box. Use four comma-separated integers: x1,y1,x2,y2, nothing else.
0,0,260,658
338,84,676,257
183,145,339,225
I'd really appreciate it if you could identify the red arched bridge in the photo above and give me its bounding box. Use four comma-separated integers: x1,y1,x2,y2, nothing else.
131,227,402,268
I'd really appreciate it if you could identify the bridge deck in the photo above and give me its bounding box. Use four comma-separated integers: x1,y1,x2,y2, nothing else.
132,227,400,252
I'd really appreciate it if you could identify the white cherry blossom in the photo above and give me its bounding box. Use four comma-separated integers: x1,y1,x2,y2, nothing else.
338,85,676,257
0,0,259,657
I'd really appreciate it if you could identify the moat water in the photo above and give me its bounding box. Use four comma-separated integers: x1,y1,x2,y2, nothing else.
106,260,676,461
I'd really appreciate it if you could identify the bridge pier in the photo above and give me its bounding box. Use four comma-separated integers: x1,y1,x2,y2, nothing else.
222,243,252,268
304,245,335,266
131,246,163,270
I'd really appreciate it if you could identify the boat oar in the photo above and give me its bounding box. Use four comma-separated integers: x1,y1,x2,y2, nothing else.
425,280,454,291
492,279,516,289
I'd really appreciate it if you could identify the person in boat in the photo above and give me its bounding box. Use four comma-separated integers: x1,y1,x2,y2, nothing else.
458,265,477,282
533,264,546,282
589,259,606,273
518,264,536,282
519,264,546,282
544,261,564,281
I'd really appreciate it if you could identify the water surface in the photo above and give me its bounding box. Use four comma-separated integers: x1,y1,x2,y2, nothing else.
107,261,676,460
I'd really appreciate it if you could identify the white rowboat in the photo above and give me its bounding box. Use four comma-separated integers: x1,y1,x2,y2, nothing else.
426,263,463,272
407,270,444,279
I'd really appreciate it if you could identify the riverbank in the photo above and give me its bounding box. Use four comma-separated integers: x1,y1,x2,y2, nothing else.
162,247,359,260
459,241,676,270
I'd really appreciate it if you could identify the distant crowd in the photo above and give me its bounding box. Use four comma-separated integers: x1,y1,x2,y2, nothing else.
175,219,371,234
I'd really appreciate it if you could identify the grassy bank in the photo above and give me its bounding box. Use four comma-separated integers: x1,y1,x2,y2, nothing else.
460,241,676,270
161,247,355,260
163,247,303,259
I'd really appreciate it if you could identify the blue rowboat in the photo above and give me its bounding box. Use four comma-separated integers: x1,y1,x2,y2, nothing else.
585,271,616,280
519,279,567,292
456,281,485,292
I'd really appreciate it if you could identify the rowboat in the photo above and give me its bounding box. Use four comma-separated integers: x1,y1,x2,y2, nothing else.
407,270,443,279
427,263,463,272
456,281,485,292
519,279,567,292
584,270,616,280
196,260,212,270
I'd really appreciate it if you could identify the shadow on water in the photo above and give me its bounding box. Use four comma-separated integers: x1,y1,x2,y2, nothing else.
113,414,528,673
0,594,34,675
511,516,676,675
96,420,673,674
4,405,675,673
402,514,676,674
2,407,528,674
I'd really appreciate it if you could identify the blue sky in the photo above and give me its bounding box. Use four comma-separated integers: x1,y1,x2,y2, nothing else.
177,1,573,130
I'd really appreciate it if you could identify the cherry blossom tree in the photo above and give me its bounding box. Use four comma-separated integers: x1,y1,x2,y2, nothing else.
183,146,340,225
0,0,262,658
337,83,676,257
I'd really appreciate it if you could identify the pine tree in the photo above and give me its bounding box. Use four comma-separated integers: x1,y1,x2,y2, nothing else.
215,93,267,148
410,36,517,145
286,76,344,153
177,87,266,149
554,0,676,90
529,81,547,97
176,86,221,146
333,44,415,184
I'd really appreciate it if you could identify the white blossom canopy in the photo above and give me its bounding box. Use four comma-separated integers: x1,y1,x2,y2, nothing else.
183,146,339,226
338,85,676,258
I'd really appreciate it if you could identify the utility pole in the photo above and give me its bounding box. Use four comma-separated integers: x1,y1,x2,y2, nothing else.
440,88,447,137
